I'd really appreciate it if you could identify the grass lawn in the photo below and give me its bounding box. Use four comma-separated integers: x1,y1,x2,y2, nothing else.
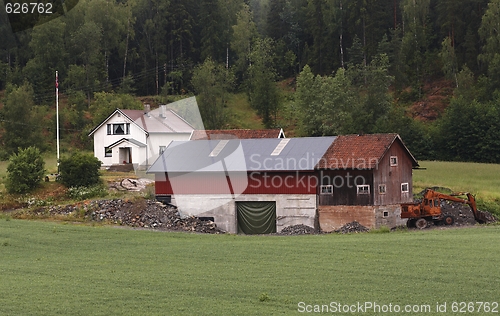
226,93,265,129
414,161,500,201
1,219,499,315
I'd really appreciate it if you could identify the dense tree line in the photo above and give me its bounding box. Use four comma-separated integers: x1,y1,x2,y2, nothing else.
1,0,500,162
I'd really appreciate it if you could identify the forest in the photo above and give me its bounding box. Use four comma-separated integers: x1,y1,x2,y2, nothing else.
1,0,500,163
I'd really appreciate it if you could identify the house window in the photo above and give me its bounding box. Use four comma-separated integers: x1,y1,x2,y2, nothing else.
379,184,386,194
390,156,398,166
105,147,112,157
357,185,370,195
320,185,333,195
159,146,166,155
401,183,409,193
108,123,130,135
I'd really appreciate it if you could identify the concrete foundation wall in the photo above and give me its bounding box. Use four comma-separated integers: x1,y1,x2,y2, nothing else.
318,204,407,232
172,194,316,233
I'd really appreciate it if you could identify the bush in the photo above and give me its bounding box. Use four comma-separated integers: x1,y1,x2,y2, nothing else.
59,152,102,188
5,147,45,194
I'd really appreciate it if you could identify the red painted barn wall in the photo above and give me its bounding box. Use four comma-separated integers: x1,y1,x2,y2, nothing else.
155,171,316,195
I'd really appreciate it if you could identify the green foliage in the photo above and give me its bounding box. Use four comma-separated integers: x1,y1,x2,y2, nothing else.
1,83,43,155
192,58,235,129
295,65,353,136
437,97,500,163
5,147,45,194
89,92,143,128
66,184,107,201
246,37,280,128
58,152,102,188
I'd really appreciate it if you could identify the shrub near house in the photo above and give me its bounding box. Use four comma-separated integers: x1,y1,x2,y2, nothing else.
5,147,45,194
58,153,102,188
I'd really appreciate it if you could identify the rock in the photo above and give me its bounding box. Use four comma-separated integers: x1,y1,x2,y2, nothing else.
334,221,369,234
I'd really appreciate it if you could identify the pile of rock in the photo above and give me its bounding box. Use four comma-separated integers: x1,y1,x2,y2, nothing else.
28,199,224,234
277,224,316,235
334,221,369,234
441,200,496,226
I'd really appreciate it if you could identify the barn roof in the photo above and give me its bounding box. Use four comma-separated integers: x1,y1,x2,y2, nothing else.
147,137,336,173
147,134,419,174
190,128,285,140
316,133,419,169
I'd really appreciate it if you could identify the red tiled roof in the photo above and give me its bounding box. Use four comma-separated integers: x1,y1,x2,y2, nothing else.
190,129,284,140
316,133,418,169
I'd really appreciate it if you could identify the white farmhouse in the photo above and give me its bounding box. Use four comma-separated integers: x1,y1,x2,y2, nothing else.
88,104,194,170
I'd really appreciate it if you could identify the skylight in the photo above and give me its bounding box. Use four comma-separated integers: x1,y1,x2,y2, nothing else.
271,138,290,156
209,140,229,157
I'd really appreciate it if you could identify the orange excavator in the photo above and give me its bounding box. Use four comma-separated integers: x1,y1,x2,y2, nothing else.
401,189,491,229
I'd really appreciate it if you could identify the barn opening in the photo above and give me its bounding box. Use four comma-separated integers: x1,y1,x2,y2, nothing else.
236,201,276,234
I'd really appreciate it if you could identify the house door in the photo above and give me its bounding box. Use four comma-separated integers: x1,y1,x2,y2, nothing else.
236,201,276,234
119,147,132,163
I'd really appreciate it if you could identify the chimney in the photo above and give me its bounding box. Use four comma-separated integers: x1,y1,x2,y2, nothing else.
160,104,166,118
144,104,150,116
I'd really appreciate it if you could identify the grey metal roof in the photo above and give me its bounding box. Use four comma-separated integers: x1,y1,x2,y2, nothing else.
147,137,336,173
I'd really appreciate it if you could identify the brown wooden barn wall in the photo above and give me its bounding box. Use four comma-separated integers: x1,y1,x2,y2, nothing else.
317,169,374,205
372,139,414,205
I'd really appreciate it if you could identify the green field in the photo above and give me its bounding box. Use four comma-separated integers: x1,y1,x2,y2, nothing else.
1,219,499,315
414,161,500,199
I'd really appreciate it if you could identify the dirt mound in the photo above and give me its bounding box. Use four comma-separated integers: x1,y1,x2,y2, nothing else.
277,224,316,235
335,221,369,234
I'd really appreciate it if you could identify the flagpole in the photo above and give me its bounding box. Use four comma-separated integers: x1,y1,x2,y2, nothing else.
56,71,60,173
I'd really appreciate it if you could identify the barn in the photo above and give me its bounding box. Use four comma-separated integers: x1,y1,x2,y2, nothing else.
147,133,419,233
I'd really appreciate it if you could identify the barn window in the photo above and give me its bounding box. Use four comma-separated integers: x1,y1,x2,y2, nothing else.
320,185,333,195
383,211,389,217
401,183,409,193
379,184,386,194
104,147,112,157
357,185,370,195
390,156,398,166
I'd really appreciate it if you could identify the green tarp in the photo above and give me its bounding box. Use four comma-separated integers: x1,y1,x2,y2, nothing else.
237,201,276,234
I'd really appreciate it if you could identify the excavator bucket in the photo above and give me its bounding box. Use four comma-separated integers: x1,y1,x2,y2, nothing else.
475,210,495,224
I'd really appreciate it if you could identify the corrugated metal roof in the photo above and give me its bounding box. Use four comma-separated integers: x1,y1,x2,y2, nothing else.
147,137,336,173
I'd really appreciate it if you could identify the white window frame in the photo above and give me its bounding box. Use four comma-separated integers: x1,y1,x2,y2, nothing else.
104,147,112,157
390,156,398,166
357,185,370,195
401,182,409,193
379,184,386,194
108,123,130,135
383,211,389,218
320,185,333,195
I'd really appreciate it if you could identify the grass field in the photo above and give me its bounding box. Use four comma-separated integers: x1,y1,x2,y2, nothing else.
1,219,499,315
413,161,500,200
